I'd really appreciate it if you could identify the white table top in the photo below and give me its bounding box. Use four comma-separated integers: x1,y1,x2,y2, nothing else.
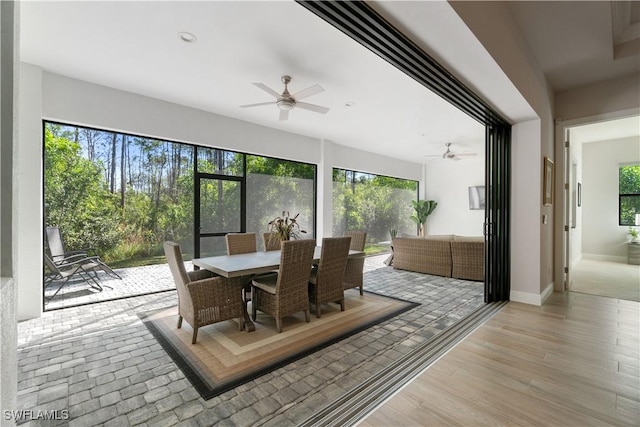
193,247,364,278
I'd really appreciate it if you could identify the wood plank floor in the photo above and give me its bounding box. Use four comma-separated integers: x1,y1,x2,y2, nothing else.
359,291,640,426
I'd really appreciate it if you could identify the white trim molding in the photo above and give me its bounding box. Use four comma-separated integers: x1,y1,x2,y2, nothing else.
510,282,554,306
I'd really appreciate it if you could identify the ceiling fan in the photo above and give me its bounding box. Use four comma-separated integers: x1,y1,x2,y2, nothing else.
240,75,330,121
426,142,477,161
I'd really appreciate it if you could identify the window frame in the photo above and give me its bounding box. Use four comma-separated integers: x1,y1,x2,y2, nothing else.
619,163,640,226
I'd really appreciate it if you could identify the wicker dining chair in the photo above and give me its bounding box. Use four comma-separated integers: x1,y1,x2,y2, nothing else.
225,232,257,255
251,239,316,332
309,236,351,318
262,232,281,251
343,231,367,295
164,241,246,344
225,232,258,306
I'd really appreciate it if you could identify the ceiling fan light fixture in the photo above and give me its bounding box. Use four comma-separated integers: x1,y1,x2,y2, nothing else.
277,98,296,111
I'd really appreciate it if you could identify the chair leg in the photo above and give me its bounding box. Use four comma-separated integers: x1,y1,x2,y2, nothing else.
276,318,282,333
305,309,310,323
340,298,345,311
238,316,245,331
177,316,183,329
359,285,363,296
251,292,257,321
192,327,198,344
316,304,322,318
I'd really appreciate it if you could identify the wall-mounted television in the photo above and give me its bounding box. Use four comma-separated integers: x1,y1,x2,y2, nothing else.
468,186,485,210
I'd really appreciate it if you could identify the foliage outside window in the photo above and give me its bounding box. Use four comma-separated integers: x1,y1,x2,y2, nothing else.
44,122,317,266
333,168,417,252
246,156,315,244
45,123,195,266
619,164,640,226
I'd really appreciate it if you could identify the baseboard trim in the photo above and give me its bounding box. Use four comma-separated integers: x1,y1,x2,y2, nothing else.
541,282,554,304
510,285,553,306
582,253,627,263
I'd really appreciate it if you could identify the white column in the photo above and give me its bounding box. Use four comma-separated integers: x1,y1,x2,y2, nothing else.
317,139,334,241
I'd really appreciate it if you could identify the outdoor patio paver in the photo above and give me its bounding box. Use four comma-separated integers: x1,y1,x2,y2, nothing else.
17,254,484,426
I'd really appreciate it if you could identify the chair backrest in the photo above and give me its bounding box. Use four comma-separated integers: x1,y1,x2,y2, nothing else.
275,239,316,295
46,227,66,259
163,241,190,288
344,230,367,251
225,233,257,255
315,237,351,297
262,232,281,251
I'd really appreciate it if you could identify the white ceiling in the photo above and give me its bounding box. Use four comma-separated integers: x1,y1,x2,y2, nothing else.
507,0,640,92
19,1,639,164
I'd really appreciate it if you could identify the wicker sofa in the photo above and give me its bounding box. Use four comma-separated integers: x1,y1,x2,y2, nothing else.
391,235,484,281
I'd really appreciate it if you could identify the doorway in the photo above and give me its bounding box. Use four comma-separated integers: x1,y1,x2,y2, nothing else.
559,114,640,302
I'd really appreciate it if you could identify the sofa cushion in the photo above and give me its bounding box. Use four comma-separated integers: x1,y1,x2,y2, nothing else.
453,235,484,242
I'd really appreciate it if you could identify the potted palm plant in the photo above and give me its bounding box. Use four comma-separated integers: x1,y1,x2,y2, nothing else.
267,211,307,242
410,200,437,236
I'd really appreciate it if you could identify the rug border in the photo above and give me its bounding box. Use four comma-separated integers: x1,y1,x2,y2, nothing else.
138,290,419,400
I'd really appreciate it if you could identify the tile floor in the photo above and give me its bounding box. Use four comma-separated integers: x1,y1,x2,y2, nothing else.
18,255,484,426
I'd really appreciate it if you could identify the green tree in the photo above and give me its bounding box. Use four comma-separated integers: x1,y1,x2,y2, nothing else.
44,128,121,255
620,164,640,225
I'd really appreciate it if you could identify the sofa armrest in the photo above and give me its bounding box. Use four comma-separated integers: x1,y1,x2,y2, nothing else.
451,240,484,281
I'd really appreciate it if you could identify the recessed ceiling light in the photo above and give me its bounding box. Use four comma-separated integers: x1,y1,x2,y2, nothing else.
178,32,197,43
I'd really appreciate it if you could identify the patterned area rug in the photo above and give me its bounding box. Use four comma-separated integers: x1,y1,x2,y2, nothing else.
140,290,418,399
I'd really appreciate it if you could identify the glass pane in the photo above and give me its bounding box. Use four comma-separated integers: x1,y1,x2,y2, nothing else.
199,179,241,233
197,147,244,176
620,195,640,226
246,156,315,241
333,168,417,244
199,235,228,258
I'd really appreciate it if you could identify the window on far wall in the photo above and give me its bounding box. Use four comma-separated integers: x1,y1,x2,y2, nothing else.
332,168,418,247
619,164,640,226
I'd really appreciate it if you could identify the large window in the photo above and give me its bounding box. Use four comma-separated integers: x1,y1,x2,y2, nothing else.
45,123,196,266
333,168,417,251
620,164,640,226
44,121,316,266
247,156,316,248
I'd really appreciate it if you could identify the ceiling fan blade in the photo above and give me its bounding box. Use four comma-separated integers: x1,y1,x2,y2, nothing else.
279,109,289,121
452,156,462,161
296,101,329,114
252,82,281,98
240,101,277,108
455,153,477,157
293,84,324,101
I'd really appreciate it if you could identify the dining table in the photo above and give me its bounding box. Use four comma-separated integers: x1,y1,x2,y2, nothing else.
192,247,365,331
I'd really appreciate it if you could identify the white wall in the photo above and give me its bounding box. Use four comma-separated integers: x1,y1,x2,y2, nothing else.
425,155,485,236
17,67,423,319
582,137,640,261
556,74,640,122
511,119,543,304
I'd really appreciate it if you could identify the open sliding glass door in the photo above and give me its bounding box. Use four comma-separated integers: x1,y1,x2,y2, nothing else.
484,125,511,302
295,0,514,301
